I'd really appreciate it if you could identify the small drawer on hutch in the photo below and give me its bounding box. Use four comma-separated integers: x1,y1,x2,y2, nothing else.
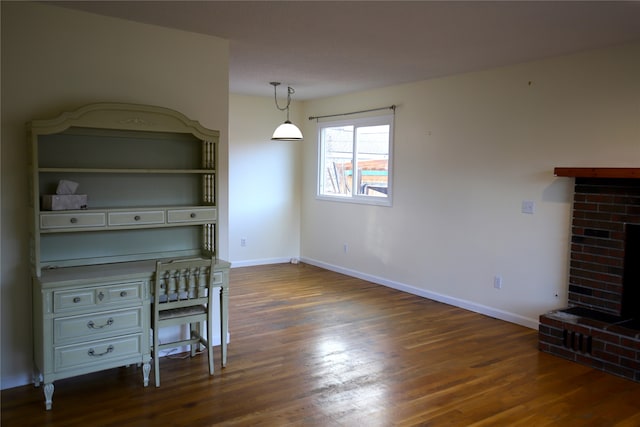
40,212,106,230
167,207,216,223
108,210,165,226
54,308,143,343
54,334,142,371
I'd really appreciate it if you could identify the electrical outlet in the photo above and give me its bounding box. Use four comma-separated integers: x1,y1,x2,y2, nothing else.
494,275,503,289
343,243,348,253
240,237,247,247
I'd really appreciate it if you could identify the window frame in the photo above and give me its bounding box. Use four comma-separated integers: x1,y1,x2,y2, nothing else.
316,114,394,206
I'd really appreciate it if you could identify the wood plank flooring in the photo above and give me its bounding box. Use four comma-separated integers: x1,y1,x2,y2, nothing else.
3,263,640,426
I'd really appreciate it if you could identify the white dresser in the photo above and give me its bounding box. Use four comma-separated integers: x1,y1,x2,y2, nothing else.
28,103,228,410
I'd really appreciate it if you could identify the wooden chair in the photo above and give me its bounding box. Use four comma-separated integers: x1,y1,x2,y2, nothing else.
152,257,215,387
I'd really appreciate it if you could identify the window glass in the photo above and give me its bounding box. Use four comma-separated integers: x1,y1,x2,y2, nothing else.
318,115,393,205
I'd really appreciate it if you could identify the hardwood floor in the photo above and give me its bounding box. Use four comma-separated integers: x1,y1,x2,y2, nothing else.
3,263,640,426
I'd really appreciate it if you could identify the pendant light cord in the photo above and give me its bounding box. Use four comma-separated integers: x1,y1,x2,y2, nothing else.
271,82,294,122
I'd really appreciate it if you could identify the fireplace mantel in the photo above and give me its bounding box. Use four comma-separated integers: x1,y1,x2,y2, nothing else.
554,167,640,179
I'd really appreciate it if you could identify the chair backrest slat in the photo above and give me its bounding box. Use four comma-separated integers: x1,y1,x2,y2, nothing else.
154,258,215,310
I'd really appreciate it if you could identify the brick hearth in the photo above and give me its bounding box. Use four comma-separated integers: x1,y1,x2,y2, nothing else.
539,171,640,382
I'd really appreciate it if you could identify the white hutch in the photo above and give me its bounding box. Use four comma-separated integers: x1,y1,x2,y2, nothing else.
28,103,229,410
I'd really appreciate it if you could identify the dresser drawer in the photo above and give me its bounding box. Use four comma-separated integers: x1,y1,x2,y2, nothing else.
167,207,216,223
40,212,106,230
54,308,143,344
54,289,95,311
108,210,165,226
54,334,142,371
101,282,142,304
54,281,143,312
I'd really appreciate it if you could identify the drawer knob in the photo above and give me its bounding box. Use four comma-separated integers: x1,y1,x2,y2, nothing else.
88,345,114,357
73,297,81,303
87,318,114,329
134,215,141,221
70,217,78,224
190,212,197,218
120,291,128,297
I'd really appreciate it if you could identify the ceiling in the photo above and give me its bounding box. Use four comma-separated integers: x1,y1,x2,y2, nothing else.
53,1,640,100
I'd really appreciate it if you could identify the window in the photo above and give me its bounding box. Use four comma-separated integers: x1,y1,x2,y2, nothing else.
317,114,393,205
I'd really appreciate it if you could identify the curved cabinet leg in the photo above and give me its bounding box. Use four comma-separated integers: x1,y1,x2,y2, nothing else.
43,383,54,410
142,361,151,387
33,371,43,388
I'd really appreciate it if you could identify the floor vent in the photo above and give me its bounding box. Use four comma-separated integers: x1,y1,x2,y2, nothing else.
563,329,592,354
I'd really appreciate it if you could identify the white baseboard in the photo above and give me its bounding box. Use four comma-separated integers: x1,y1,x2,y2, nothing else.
230,257,294,268
299,257,540,330
3,373,30,391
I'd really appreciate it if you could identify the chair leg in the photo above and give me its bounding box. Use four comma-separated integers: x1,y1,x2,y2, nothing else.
207,317,214,375
154,343,160,387
191,322,199,357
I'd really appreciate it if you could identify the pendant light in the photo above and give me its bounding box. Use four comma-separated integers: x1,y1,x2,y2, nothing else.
270,82,303,141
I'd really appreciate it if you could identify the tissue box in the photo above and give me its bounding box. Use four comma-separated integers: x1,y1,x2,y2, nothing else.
42,194,88,211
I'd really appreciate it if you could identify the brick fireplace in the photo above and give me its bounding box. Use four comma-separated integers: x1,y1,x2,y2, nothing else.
539,168,640,382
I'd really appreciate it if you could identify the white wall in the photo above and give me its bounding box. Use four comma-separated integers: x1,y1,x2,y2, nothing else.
0,2,229,389
228,94,302,266
300,42,640,329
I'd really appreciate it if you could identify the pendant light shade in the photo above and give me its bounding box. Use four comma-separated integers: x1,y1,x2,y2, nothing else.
272,121,304,141
270,82,303,141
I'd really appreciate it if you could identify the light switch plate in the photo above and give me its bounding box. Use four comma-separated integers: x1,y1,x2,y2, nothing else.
521,200,535,214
